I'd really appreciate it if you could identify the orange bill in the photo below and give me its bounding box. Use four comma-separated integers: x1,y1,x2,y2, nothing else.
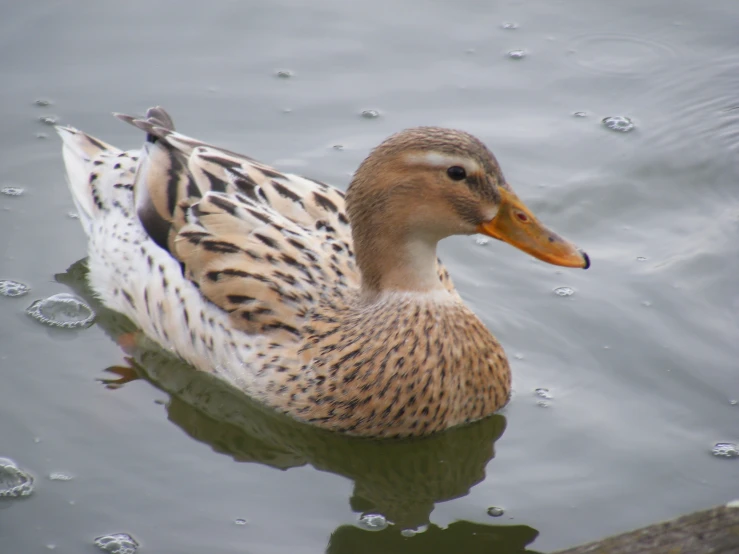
477,187,590,269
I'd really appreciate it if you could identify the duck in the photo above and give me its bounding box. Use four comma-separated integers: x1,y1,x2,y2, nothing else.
56,107,589,438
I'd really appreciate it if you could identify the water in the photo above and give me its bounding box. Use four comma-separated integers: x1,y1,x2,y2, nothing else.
1,1,738,553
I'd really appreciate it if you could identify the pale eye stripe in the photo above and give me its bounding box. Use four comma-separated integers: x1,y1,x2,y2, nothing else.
404,151,480,174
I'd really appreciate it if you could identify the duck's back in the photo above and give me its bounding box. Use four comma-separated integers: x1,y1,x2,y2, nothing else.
122,109,360,339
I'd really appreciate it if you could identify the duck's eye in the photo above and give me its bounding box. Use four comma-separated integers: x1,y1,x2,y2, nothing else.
446,166,467,181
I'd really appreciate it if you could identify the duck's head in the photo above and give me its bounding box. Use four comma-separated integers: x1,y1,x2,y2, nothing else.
346,127,589,293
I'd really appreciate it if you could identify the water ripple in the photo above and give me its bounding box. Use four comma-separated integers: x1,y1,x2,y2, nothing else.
566,34,677,76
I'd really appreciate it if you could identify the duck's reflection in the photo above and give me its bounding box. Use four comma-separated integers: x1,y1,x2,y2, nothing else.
58,259,541,553
328,521,541,554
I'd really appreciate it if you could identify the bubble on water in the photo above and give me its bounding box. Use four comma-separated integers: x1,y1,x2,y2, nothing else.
34,99,53,107
357,513,388,531
67,212,80,219
0,280,30,298
38,115,59,126
536,400,550,408
730,399,738,406
400,524,428,537
234,518,247,526
48,472,73,481
1,186,24,196
465,48,476,55
93,533,139,554
26,293,95,329
636,256,647,261
282,108,292,114
501,22,519,30
535,388,552,399
508,50,526,59
487,506,505,517
641,300,652,307
554,286,575,297
332,144,345,151
572,111,589,118
361,109,381,119
46,544,57,550
0,458,35,497
514,353,524,360
36,132,49,140
712,443,739,458
602,116,635,133
475,237,489,246
275,69,293,78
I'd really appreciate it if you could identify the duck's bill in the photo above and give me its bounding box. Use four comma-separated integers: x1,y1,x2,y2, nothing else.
476,187,590,269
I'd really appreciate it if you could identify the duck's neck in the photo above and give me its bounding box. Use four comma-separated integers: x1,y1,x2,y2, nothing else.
354,225,447,298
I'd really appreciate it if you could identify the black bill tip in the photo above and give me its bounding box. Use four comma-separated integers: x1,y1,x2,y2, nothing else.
581,250,591,270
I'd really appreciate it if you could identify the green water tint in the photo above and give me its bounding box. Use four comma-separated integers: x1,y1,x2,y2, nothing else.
58,259,540,552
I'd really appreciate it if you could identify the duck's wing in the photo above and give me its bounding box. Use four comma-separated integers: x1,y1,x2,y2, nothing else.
117,108,358,341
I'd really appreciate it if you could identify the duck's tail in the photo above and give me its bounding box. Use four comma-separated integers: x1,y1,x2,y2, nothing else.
56,108,179,236
56,125,126,235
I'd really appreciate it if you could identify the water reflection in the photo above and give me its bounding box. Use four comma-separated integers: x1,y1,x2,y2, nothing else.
58,259,541,552
327,521,541,554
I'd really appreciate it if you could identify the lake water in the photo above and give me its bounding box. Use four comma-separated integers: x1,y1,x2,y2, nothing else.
1,1,738,552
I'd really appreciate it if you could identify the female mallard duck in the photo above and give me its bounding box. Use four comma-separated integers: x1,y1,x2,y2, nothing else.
57,107,588,438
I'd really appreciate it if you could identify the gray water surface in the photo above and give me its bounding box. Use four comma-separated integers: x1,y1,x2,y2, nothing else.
1,1,738,553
